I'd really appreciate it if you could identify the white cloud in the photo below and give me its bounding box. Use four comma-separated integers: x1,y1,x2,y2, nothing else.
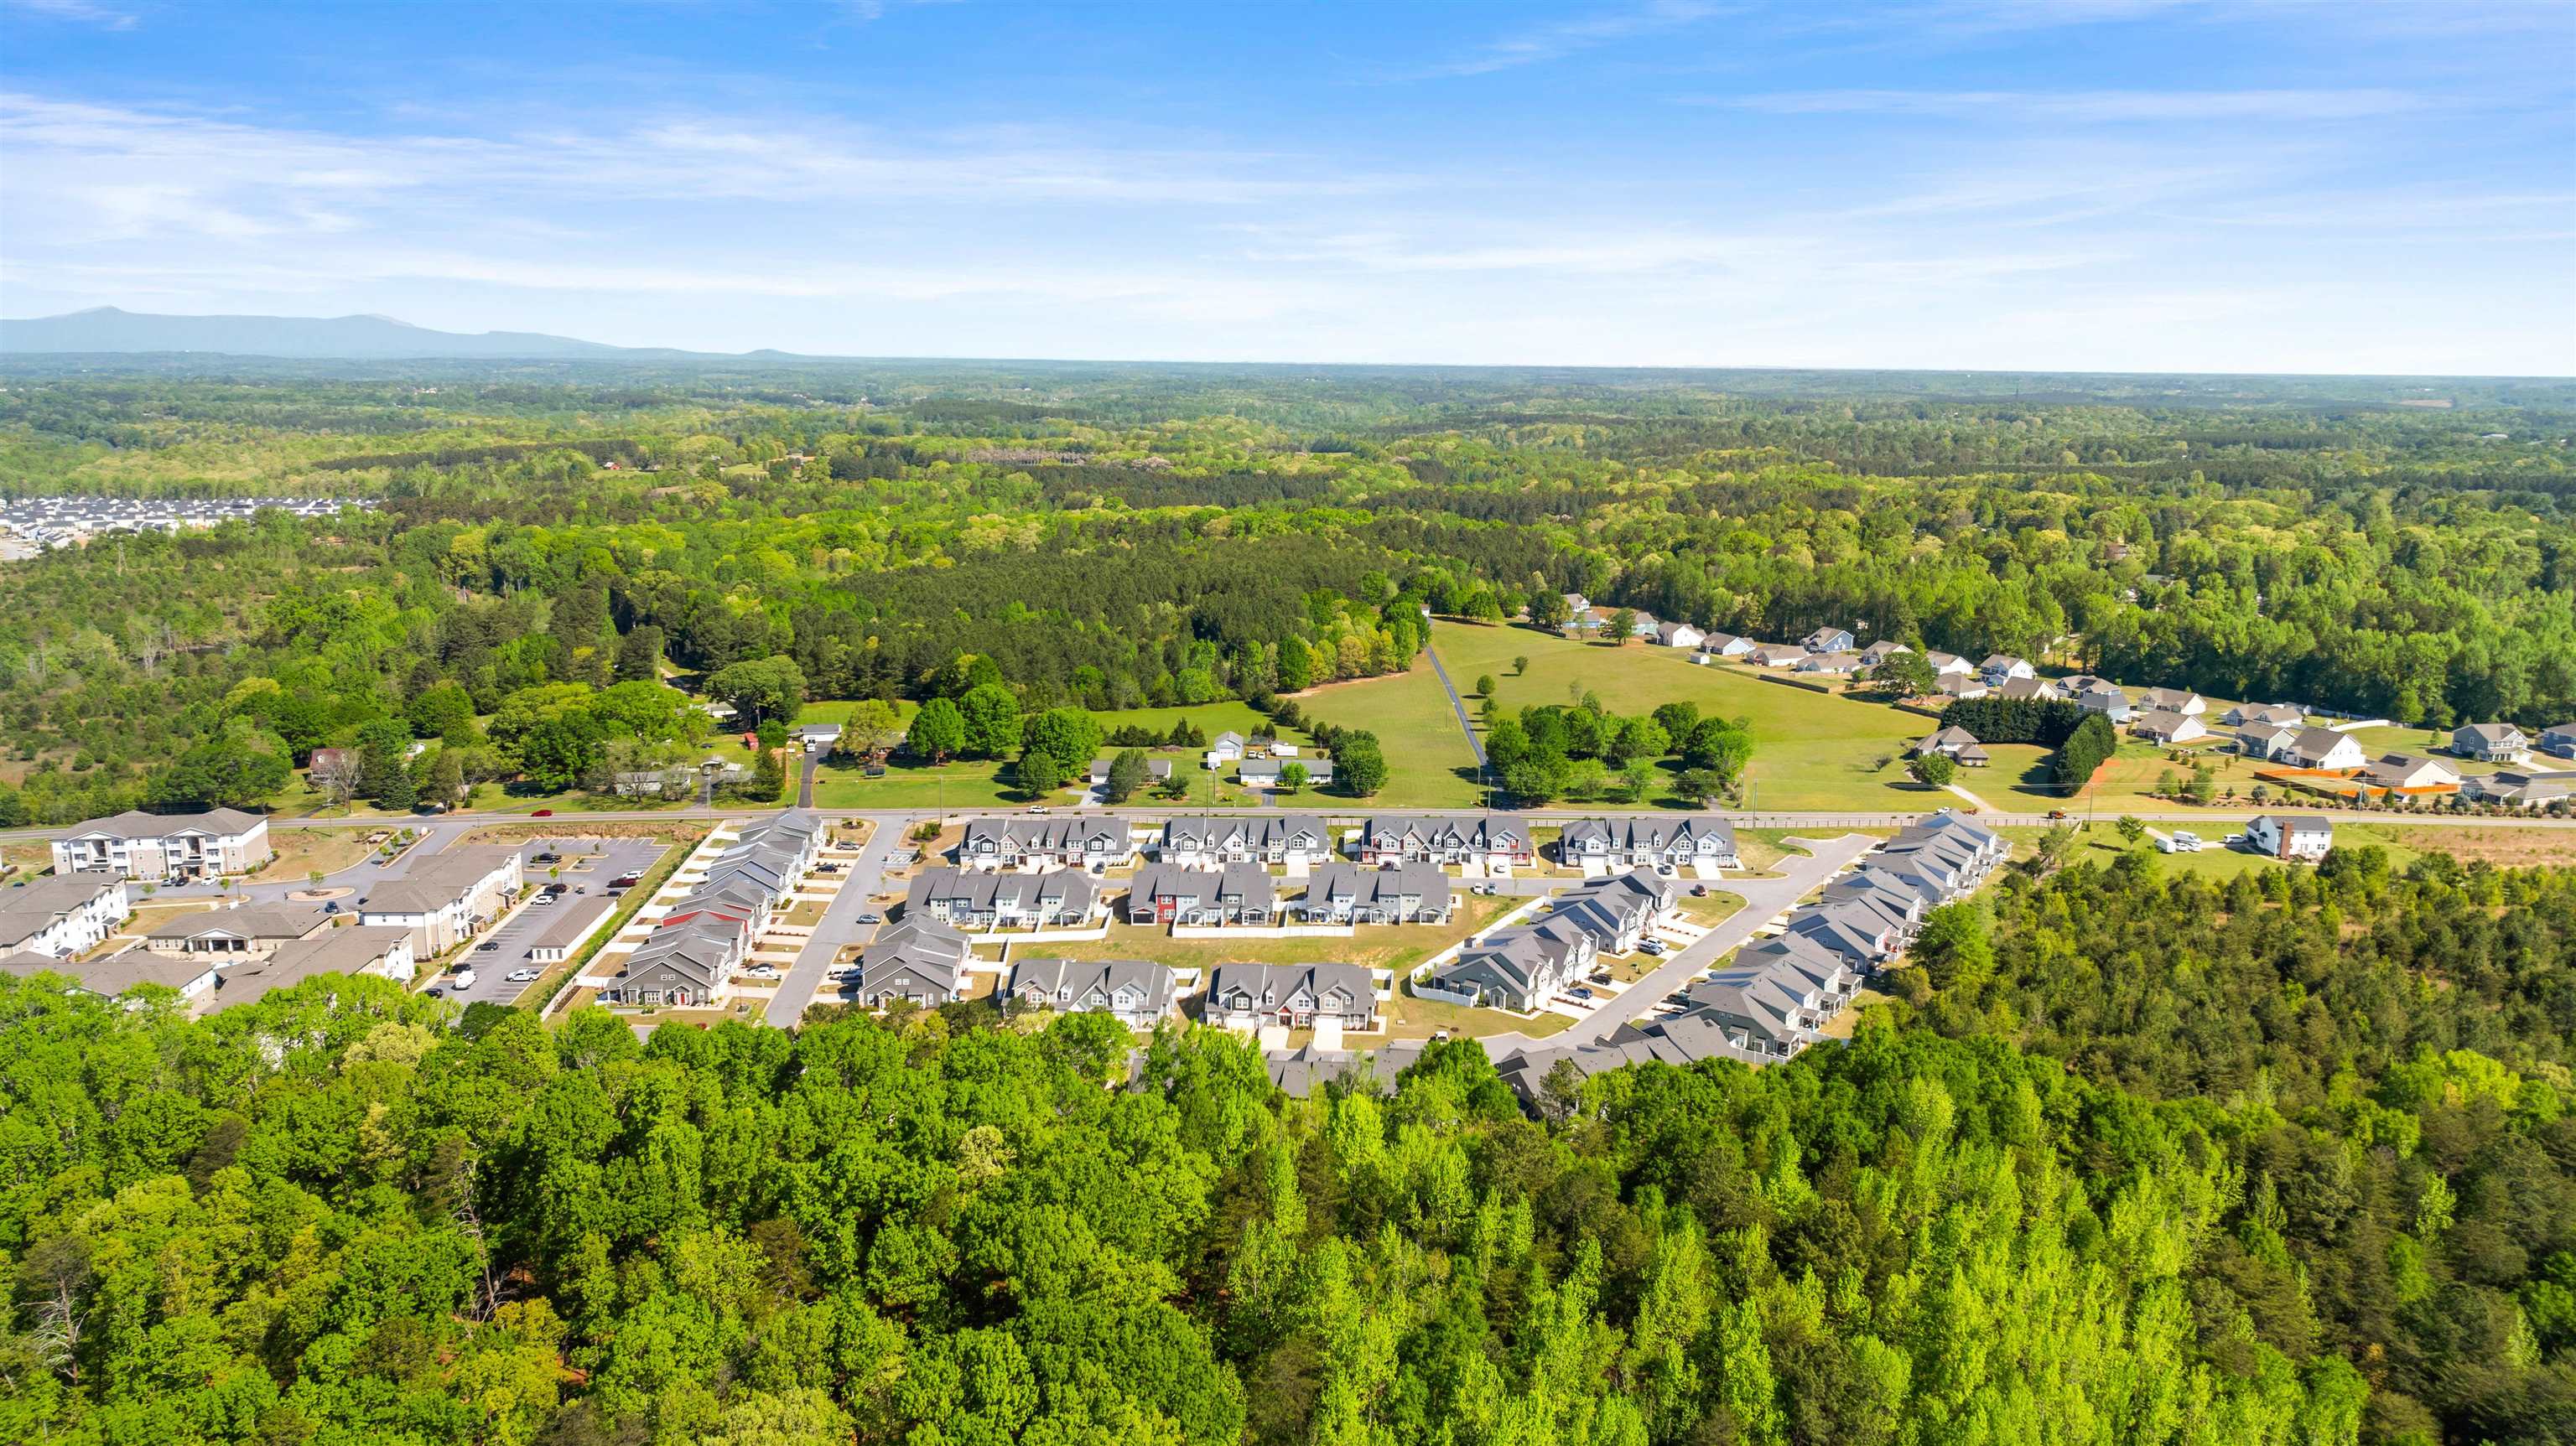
1719,88,2428,122
1417,0,1732,77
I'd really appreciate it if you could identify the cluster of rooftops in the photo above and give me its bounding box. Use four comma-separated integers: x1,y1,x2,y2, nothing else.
602,812,825,1005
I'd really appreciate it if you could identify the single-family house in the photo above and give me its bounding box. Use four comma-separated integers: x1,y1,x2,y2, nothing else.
1925,650,1976,678
1207,962,1378,1032
1700,632,1758,661
1749,643,1808,668
1936,674,1989,700
1161,814,1334,868
1557,815,1740,871
2137,687,2207,716
2460,771,2576,810
1803,626,1857,654
1980,655,2036,683
50,807,273,882
2076,685,2134,723
1355,815,1533,869
795,722,843,754
2222,702,2303,728
2247,814,2334,862
1858,640,1913,666
2131,709,2209,744
2366,754,2460,791
1996,676,2063,702
1204,732,1248,770
1914,727,1989,766
2454,723,2532,764
1004,957,1177,1028
1797,650,1863,676
1296,862,1452,925
1656,620,1706,649
2235,721,2298,760
2283,727,2368,772
2541,723,2576,760
1125,863,1280,926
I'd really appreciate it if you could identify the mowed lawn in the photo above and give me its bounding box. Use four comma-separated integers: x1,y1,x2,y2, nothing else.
1032,894,1516,976
1291,663,1489,808
1428,620,1928,811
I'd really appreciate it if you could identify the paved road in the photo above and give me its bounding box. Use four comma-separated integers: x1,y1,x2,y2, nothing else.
1420,645,1488,767
797,750,818,808
13,804,2574,847
1478,832,1877,1060
761,820,909,1028
423,838,666,1008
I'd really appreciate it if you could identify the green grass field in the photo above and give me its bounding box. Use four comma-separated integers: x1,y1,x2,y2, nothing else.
1995,819,2429,881
1428,620,1930,810
1293,662,1489,808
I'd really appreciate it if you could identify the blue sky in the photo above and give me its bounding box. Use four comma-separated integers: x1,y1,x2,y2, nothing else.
3,0,2570,373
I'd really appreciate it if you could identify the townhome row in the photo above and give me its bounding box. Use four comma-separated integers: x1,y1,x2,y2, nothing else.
911,858,1458,930
1497,811,2007,1100
1425,869,1680,1011
951,812,1741,878
843,936,1376,1035
600,811,826,1008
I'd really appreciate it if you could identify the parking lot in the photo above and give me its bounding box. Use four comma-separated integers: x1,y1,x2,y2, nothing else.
420,837,669,1008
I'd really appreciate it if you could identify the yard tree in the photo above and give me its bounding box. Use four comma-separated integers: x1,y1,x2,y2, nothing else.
1909,753,1956,789
1514,654,1530,675
958,684,1023,759
1020,707,1103,776
1278,761,1308,795
514,717,600,792
2116,815,2147,845
708,655,807,728
1680,717,1754,786
1475,673,1497,697
148,738,289,810
1872,649,1938,698
1336,733,1388,796
1018,749,1061,801
1527,591,1569,629
1607,608,1637,644
1620,759,1654,804
1617,715,1670,762
1484,716,1533,773
1675,767,1728,805
843,699,901,759
1652,701,1701,739
425,748,466,809
910,697,967,762
1103,749,1150,803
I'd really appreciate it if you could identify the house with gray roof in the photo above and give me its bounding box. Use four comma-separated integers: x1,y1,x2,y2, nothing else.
1207,962,1377,1032
1914,727,1989,766
1428,916,1597,1012
906,867,1102,930
1004,958,1177,1028
853,919,975,1008
1557,815,1739,871
1355,815,1532,868
1802,625,1856,654
958,815,1136,871
1160,814,1333,868
2454,722,2532,764
2541,723,2576,760
0,872,127,958
1296,862,1452,925
143,903,331,960
1124,863,1280,926
51,806,272,882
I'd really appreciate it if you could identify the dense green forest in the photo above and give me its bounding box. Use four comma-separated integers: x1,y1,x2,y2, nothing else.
2,361,2572,822
1,847,2569,1443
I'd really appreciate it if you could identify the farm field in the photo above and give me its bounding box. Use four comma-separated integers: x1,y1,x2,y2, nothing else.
1428,620,1930,811
1995,820,2429,881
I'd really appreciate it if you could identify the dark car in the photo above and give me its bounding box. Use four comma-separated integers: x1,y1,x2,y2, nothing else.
424,987,444,999
323,900,340,914
475,941,501,952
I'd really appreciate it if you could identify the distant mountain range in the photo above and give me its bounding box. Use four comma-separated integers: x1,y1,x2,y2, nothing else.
0,307,735,360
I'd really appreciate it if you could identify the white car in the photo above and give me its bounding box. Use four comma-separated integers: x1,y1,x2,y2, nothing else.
743,965,781,980
506,968,541,982
449,968,477,989
528,894,556,906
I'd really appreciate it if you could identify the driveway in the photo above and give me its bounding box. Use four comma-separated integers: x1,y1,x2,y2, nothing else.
763,816,914,1027
417,837,667,1008
1420,644,1488,767
1478,833,1876,1059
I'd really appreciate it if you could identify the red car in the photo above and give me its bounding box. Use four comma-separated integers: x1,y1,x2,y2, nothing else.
532,809,554,817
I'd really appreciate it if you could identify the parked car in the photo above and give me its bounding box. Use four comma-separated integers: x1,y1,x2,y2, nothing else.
506,968,540,982
854,911,881,924
529,894,555,907
450,969,477,989
743,965,780,979
1589,970,1613,985
1568,986,1594,1000
1690,884,1708,897
2046,809,2069,820
532,809,554,817
1639,940,1668,956
1026,805,1051,814
424,987,444,999
475,941,501,952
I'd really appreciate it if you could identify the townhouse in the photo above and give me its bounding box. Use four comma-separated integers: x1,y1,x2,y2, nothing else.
1544,870,1680,954
2542,723,2576,761
207,925,419,1007
1003,957,1178,1028
853,919,976,1009
1124,863,1280,927
905,867,1104,930
1557,815,1740,872
1161,813,1334,868
1296,862,1452,925
958,815,1137,872
603,915,749,1008
1206,962,1379,1032
51,807,273,882
0,872,127,958
601,811,824,1008
1786,896,1908,969
359,846,526,955
1427,915,1598,1012
1355,815,1533,869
